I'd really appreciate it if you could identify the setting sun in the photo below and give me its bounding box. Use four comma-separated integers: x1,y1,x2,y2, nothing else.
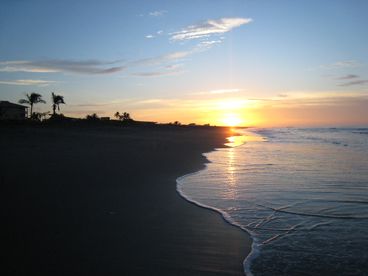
222,113,242,127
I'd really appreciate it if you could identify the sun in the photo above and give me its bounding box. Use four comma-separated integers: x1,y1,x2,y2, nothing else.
222,113,242,127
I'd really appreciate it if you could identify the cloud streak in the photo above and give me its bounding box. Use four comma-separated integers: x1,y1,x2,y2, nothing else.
0,59,125,74
193,88,241,95
0,79,56,86
171,17,252,41
149,10,167,17
130,51,191,67
338,79,368,87
131,64,184,77
321,60,360,69
336,74,359,80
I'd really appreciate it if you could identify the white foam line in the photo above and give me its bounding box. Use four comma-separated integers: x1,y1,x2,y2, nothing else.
176,152,261,276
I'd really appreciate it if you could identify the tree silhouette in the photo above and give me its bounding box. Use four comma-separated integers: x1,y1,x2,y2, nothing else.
114,111,133,122
51,92,66,115
122,112,131,121
114,112,120,120
86,113,99,121
18,93,46,118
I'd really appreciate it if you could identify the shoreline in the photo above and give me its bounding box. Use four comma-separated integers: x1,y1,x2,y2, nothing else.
176,142,257,276
1,125,252,275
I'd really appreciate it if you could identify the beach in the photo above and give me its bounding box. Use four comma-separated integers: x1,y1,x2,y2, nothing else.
0,125,251,275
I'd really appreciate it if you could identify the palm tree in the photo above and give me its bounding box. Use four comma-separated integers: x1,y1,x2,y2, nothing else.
114,111,133,121
18,92,46,118
51,92,66,115
114,111,121,120
122,112,132,121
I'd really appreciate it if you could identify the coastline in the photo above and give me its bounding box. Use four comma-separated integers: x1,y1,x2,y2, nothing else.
177,168,258,276
1,125,252,275
176,137,258,276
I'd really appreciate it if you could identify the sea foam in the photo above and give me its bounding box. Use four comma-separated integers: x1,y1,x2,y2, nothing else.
177,128,368,275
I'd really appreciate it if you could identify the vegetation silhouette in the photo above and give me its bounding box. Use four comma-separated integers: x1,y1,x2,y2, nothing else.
114,111,133,122
31,111,50,121
9,93,211,128
170,121,181,126
18,92,46,118
86,113,100,121
51,92,66,116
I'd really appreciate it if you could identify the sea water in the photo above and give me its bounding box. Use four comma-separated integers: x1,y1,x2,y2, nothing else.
177,128,368,275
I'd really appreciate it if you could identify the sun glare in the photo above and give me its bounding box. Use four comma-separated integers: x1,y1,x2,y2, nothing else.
222,113,242,127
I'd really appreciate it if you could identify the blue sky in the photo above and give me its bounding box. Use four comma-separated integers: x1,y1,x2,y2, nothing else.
1,0,367,126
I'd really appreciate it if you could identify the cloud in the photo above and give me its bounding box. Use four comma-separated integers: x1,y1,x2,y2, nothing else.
0,17,249,79
321,60,360,69
145,30,165,39
131,51,191,67
131,64,184,77
194,40,223,52
338,79,368,87
193,88,241,95
336,74,359,80
0,79,56,86
0,59,125,74
131,71,179,77
1,52,190,79
171,17,252,41
164,64,183,70
149,10,167,17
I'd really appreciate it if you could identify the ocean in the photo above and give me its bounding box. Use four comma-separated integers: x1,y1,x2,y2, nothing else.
177,128,368,275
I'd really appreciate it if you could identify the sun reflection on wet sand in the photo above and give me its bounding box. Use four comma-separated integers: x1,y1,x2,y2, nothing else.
224,130,266,200
224,147,237,200
226,130,265,147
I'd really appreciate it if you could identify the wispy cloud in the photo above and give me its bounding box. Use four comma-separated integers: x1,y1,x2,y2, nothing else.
331,74,368,86
336,74,359,80
193,88,241,95
149,10,167,17
131,70,183,77
131,51,191,67
0,79,56,86
145,30,165,39
321,60,360,69
0,59,125,74
131,64,184,77
0,18,250,79
338,79,368,87
171,17,252,41
1,53,189,79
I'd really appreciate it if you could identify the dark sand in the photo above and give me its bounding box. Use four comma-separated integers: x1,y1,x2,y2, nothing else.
0,125,251,275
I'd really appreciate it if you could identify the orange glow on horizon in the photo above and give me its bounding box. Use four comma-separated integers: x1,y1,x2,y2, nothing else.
221,113,243,127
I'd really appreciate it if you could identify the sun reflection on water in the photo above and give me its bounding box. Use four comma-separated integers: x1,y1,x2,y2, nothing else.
224,131,266,200
225,147,237,200
226,131,266,147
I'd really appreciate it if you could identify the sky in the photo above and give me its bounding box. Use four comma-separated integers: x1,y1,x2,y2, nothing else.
1,0,368,127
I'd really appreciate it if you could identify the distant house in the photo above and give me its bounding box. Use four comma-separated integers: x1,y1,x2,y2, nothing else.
0,101,28,120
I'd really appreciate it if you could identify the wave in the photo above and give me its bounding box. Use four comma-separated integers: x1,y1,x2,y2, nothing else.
176,166,259,276
256,203,368,220
176,128,368,275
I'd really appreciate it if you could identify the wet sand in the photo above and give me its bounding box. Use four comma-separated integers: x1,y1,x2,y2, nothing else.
0,125,251,275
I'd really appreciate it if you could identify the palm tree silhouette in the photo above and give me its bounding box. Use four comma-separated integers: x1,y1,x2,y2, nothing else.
51,92,66,115
122,112,131,121
18,92,46,118
114,111,121,120
114,111,132,121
